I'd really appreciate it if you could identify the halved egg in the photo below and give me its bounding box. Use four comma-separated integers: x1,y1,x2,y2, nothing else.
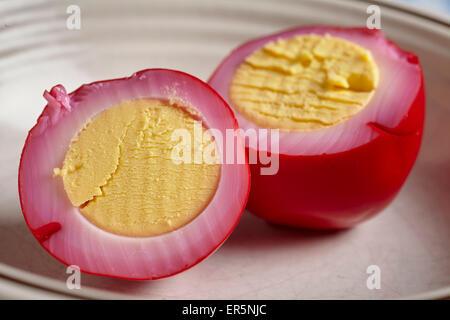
208,26,425,229
19,69,250,279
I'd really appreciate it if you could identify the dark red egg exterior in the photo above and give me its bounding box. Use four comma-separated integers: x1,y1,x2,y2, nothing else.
208,26,425,229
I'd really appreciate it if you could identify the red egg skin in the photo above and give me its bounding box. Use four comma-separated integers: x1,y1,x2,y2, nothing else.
246,74,425,230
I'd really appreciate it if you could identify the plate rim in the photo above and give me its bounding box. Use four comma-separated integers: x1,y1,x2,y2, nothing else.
1,0,449,300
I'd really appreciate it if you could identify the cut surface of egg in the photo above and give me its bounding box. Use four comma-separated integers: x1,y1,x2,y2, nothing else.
54,99,221,237
229,34,380,131
19,69,250,279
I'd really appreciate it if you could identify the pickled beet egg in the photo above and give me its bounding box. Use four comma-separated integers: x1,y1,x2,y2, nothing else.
208,26,425,230
19,69,250,279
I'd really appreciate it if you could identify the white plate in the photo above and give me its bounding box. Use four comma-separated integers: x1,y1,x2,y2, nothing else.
0,0,449,299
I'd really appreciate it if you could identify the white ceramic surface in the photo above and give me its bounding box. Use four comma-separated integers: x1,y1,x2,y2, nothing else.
0,0,449,299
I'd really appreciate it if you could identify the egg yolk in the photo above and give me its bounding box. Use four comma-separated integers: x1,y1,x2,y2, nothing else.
229,34,380,131
54,99,221,237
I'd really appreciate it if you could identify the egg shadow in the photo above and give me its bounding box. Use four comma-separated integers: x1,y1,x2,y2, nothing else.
222,209,351,252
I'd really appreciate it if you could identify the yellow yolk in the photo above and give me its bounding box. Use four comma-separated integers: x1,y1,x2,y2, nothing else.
229,34,380,131
54,99,221,237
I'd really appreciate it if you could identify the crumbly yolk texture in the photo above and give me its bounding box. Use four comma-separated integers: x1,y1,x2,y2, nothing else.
229,34,380,131
54,99,221,237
